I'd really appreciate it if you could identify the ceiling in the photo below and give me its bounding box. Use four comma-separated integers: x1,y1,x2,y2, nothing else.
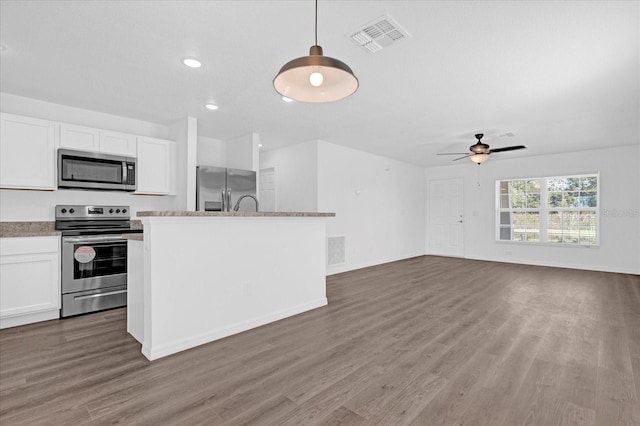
1,1,638,167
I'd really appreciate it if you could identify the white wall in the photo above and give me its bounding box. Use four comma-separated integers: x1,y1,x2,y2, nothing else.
424,145,640,274
226,133,260,171
0,93,169,139
317,141,426,275
198,133,260,173
197,136,226,168
259,141,318,212
0,93,182,220
169,116,197,212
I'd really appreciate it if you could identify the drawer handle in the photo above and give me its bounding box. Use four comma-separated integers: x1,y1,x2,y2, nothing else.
74,289,127,300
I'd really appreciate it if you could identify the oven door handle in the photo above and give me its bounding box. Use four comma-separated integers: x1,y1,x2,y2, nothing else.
63,235,126,244
74,289,127,300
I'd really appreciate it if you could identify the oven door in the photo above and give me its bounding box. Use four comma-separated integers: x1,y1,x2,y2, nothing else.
61,235,128,294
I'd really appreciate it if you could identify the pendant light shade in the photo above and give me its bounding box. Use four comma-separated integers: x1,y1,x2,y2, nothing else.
273,1,358,103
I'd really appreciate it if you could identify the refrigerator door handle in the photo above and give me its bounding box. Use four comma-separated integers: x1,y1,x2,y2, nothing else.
221,189,227,211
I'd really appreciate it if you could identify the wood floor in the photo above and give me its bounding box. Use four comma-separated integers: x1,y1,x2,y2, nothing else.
1,256,639,425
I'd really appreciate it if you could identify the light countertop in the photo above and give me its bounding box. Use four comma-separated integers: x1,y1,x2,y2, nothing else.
1,219,143,238
136,211,335,217
0,222,59,238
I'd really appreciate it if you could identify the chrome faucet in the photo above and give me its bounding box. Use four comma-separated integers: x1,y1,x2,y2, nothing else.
233,194,259,212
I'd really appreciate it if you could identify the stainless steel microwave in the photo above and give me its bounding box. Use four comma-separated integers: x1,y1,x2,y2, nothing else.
58,149,136,191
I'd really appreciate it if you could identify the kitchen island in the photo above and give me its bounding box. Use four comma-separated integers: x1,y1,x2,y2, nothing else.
127,211,335,361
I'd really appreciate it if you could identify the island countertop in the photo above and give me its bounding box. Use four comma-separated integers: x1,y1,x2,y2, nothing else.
136,211,335,217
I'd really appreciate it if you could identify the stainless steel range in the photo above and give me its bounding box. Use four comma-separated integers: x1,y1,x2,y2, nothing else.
55,205,141,317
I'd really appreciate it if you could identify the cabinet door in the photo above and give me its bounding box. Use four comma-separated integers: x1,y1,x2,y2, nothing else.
0,237,60,319
100,131,136,156
59,124,100,151
0,113,57,190
136,137,174,195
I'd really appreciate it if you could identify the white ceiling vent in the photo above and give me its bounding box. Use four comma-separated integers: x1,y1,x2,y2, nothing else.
347,14,411,54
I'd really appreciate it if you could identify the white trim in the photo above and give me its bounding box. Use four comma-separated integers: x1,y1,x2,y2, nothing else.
141,298,328,361
466,254,639,275
0,309,59,329
333,252,638,276
326,252,425,275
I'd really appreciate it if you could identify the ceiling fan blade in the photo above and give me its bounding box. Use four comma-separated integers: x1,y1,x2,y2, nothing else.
437,152,469,155
489,145,526,153
452,154,472,161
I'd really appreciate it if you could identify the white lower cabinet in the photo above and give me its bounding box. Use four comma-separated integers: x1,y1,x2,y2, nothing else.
0,237,60,329
135,136,175,195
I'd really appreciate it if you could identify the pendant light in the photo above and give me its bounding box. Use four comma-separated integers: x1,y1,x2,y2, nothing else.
273,0,358,103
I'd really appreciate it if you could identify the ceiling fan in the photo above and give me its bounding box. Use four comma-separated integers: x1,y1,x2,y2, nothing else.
437,133,526,164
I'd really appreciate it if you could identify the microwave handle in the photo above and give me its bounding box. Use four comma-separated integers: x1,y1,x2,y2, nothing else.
122,161,128,183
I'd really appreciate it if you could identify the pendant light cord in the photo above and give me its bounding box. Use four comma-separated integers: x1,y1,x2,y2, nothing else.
315,0,318,45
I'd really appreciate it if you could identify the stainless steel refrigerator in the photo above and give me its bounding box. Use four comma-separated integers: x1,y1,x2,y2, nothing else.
196,166,258,212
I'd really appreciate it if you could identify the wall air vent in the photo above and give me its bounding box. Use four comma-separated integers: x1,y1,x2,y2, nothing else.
327,236,346,266
347,14,411,54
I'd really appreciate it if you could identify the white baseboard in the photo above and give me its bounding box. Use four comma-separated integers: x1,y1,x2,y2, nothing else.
326,252,424,276
339,250,639,276
0,309,59,329
142,298,328,361
464,254,639,275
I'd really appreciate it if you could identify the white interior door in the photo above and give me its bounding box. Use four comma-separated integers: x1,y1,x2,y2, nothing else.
259,167,276,212
428,178,464,257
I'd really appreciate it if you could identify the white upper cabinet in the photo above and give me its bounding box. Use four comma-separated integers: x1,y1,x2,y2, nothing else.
60,124,136,157
99,131,136,156
0,113,58,190
59,124,100,151
135,136,175,195
1,113,172,194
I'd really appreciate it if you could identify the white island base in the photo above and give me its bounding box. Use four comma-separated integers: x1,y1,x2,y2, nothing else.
127,212,334,361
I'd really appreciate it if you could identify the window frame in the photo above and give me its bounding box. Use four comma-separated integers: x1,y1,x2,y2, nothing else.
495,173,600,247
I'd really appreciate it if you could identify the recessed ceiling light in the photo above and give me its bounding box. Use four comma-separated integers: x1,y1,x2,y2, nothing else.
282,96,293,103
204,103,219,110
258,144,263,148
182,58,202,68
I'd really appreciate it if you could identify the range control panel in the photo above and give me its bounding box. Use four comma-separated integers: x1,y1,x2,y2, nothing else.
55,205,131,220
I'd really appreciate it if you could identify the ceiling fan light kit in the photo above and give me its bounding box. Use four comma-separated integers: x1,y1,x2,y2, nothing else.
469,153,490,164
273,0,358,103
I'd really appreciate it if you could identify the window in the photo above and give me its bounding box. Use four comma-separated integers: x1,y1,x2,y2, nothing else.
497,174,598,245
